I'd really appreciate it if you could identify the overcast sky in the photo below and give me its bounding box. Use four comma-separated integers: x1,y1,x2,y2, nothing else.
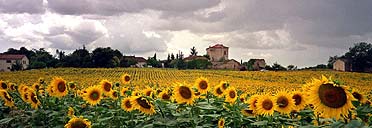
1,0,372,67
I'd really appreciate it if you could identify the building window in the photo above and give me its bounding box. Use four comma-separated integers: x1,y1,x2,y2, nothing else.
224,51,227,55
7,67,10,69
23,61,26,64
6,60,11,63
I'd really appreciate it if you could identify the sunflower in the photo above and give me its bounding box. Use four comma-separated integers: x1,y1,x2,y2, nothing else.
121,97,134,112
0,90,14,107
99,80,112,95
68,107,75,117
218,118,225,128
65,116,91,128
38,77,45,84
173,83,195,105
274,91,295,115
255,94,276,116
224,87,237,104
291,91,307,111
0,80,8,90
239,93,247,102
68,82,77,90
219,81,229,91
120,74,131,85
307,75,355,120
194,77,210,94
110,90,119,100
143,87,153,97
50,77,68,98
131,90,140,96
9,83,17,91
213,86,224,98
247,94,260,111
131,96,155,115
32,83,41,90
29,91,41,109
119,87,129,97
351,90,368,104
83,86,103,106
241,109,255,117
158,89,171,101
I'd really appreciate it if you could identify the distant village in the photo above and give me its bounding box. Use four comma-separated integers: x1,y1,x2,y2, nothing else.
0,43,371,73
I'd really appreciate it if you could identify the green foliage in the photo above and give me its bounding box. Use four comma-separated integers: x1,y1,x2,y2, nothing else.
186,59,212,69
345,42,372,72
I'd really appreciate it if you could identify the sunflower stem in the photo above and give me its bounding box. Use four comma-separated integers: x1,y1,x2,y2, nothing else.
157,103,165,119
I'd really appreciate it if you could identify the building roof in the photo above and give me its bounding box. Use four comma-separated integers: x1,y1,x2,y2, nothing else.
0,54,27,60
207,44,228,50
135,57,147,62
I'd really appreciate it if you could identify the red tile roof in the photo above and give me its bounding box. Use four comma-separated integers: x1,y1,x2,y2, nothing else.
0,54,26,60
208,44,228,49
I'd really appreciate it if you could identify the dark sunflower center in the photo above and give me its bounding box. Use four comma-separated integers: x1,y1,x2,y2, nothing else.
89,91,100,100
70,84,76,89
222,83,228,90
244,109,254,114
136,97,151,109
179,86,192,99
112,92,118,97
1,83,7,89
162,93,170,100
10,84,15,90
262,99,273,110
125,100,132,108
24,93,29,100
35,85,39,90
277,96,289,108
3,92,12,101
71,120,87,128
194,92,200,96
229,91,236,98
292,94,302,105
31,93,38,103
318,84,347,108
352,92,362,101
219,120,224,126
57,82,66,92
103,83,111,92
216,88,223,95
124,76,130,82
199,81,208,89
146,91,152,96
253,99,257,108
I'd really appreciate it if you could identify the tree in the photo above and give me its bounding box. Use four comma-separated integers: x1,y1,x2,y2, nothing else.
344,42,372,72
11,61,23,71
30,48,58,68
92,47,121,68
271,62,287,71
171,53,175,60
287,65,296,70
327,55,339,69
190,46,198,56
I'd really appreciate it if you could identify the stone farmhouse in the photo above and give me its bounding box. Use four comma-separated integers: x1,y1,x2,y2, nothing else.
206,44,241,70
0,54,29,72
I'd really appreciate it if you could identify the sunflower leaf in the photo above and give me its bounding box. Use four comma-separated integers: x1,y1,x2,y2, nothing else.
251,121,268,126
0,117,13,125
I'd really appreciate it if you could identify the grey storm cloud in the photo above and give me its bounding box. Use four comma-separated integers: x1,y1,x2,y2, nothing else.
47,0,221,15
0,0,44,14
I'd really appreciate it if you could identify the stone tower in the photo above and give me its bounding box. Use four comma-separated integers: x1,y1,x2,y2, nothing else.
206,44,228,62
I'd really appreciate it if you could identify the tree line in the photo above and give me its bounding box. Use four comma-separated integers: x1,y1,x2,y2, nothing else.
2,46,212,70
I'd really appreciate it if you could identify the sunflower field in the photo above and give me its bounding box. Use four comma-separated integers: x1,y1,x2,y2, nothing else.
0,68,372,128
